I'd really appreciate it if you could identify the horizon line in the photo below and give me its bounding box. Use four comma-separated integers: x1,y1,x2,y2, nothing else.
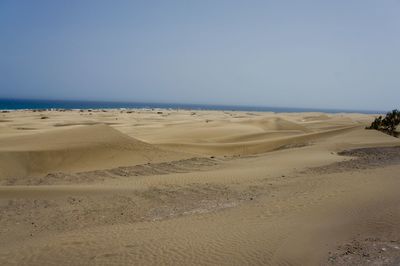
0,97,386,114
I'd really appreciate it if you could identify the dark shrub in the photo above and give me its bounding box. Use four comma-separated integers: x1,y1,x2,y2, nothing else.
366,109,400,137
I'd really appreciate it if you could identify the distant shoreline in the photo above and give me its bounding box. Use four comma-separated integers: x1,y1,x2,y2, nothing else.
0,98,383,114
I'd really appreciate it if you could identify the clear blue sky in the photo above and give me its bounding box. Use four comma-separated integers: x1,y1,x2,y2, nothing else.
1,0,399,110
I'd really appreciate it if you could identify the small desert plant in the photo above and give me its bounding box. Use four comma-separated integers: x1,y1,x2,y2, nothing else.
366,109,400,137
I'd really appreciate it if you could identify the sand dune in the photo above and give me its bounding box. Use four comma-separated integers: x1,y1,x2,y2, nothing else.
241,116,312,132
302,114,331,121
159,125,359,156
1,109,400,265
0,124,186,179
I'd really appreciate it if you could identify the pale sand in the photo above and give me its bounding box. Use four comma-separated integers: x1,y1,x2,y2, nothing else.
0,109,400,265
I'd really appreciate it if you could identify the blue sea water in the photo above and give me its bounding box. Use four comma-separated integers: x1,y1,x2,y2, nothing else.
0,98,382,114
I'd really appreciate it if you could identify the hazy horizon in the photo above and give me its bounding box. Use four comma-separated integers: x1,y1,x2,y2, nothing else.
0,96,387,113
1,0,400,110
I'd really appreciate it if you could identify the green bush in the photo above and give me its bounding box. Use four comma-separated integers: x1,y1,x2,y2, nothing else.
366,109,400,137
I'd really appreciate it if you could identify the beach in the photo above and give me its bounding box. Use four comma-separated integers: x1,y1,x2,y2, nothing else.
0,108,400,265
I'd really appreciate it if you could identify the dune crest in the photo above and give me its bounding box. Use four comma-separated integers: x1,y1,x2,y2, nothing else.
242,117,312,132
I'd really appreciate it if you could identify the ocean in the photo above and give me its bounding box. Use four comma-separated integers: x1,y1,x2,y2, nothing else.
0,98,382,114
